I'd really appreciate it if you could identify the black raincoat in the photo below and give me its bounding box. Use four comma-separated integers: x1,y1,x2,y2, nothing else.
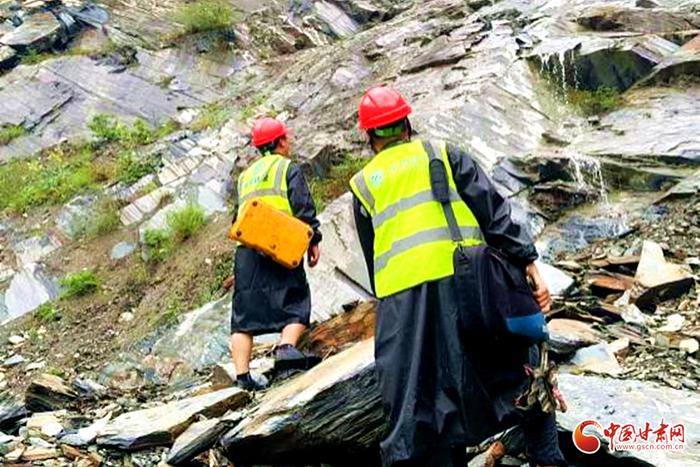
353,142,564,466
231,161,322,336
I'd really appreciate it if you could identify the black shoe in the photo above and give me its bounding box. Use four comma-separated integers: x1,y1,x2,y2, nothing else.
235,372,268,391
274,345,322,379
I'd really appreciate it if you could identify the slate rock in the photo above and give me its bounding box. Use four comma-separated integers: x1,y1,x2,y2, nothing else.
306,193,373,323
151,296,231,370
575,5,698,34
642,39,700,84
110,242,136,260
221,339,385,465
166,418,231,465
1,12,62,52
0,395,27,431
632,240,693,311
3,354,25,367
558,374,700,465
25,373,78,412
547,319,602,354
402,35,468,74
536,261,574,296
567,342,622,376
97,387,250,450
4,263,59,321
0,45,17,69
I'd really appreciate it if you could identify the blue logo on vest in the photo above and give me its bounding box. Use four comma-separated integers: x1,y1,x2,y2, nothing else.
369,171,384,188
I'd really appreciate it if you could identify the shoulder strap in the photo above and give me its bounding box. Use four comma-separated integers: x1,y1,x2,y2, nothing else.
423,140,463,244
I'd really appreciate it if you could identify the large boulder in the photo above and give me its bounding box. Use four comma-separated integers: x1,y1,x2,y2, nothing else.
574,86,700,164
575,5,699,34
150,296,231,370
558,374,700,465
528,34,679,91
306,193,373,323
221,339,385,465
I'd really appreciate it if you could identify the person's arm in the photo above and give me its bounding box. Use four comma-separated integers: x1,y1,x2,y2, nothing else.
353,195,376,296
446,143,550,311
287,162,322,266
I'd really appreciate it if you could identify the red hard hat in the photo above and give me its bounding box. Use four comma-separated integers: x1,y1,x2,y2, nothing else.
251,117,288,148
358,86,412,130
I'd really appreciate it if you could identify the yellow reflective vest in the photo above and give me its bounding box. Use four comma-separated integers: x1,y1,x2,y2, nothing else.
238,154,292,215
350,139,483,298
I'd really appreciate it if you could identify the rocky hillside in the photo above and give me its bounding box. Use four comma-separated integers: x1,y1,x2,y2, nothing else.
0,0,699,465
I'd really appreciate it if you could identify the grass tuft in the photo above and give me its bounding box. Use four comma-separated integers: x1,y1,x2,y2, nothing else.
88,198,121,237
116,151,162,184
143,228,174,262
167,203,206,241
0,124,25,145
0,144,98,213
309,155,366,212
36,303,60,322
172,0,238,34
190,103,233,131
60,270,100,298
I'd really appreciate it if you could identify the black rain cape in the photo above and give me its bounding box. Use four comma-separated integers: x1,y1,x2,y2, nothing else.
353,141,564,466
231,160,321,336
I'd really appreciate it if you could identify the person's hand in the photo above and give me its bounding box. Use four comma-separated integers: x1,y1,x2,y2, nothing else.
222,275,235,292
307,244,320,268
526,262,551,313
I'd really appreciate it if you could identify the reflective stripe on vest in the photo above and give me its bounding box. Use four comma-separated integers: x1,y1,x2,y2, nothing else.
349,139,483,298
238,154,292,215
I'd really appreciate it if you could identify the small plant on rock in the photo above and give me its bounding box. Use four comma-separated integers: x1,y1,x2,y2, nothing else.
167,203,206,241
60,270,100,298
309,155,367,212
36,303,60,322
172,0,238,34
116,151,162,184
0,124,25,145
568,87,623,116
143,228,174,262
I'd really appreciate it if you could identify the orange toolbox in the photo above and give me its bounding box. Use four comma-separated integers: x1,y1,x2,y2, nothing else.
229,198,313,269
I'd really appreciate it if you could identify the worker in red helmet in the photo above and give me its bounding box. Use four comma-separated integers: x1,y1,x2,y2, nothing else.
228,117,322,391
349,87,565,467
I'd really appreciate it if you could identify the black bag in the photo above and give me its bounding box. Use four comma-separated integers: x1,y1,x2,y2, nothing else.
423,141,547,344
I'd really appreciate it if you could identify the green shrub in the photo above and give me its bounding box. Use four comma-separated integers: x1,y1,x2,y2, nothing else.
60,270,100,298
143,228,173,261
36,303,60,322
0,125,25,145
568,87,623,116
167,203,206,241
116,151,162,184
0,144,99,212
172,0,237,34
309,155,366,212
88,114,129,143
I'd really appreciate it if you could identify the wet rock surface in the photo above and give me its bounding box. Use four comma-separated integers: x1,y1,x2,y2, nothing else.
221,339,384,465
0,0,699,465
